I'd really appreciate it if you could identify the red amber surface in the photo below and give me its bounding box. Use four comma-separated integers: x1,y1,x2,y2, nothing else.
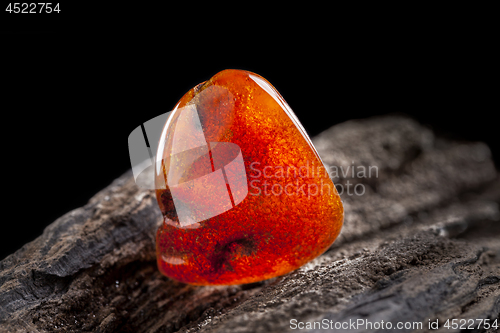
155,69,343,285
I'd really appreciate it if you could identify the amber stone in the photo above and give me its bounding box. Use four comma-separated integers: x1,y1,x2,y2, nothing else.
155,69,343,285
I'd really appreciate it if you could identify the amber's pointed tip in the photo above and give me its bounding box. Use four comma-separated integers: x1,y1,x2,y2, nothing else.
193,69,258,92
193,81,206,93
213,68,262,77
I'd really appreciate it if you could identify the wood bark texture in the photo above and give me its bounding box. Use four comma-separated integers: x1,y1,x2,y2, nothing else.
1,116,499,333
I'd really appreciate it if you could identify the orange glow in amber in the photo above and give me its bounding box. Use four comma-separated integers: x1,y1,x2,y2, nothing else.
155,69,343,285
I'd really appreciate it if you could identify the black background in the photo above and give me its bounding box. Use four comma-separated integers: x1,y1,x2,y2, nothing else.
1,6,497,260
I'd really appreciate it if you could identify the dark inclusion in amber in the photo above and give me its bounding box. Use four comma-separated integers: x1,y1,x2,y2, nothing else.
155,69,343,285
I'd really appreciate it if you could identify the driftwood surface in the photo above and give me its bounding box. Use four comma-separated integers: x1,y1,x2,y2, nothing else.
1,116,499,333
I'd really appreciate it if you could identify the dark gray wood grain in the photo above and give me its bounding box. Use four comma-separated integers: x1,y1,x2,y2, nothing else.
1,115,499,333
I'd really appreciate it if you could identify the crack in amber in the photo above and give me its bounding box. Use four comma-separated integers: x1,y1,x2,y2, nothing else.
155,69,343,285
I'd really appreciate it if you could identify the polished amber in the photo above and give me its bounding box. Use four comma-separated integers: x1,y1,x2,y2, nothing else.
155,69,343,285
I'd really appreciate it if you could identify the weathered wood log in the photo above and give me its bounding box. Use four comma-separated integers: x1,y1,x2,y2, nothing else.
1,115,499,333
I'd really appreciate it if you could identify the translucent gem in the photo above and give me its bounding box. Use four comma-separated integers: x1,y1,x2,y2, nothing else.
155,69,343,285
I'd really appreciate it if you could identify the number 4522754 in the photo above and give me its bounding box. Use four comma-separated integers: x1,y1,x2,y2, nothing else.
6,3,60,13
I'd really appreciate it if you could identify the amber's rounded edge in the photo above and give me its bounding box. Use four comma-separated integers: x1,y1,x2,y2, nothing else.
156,209,345,287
